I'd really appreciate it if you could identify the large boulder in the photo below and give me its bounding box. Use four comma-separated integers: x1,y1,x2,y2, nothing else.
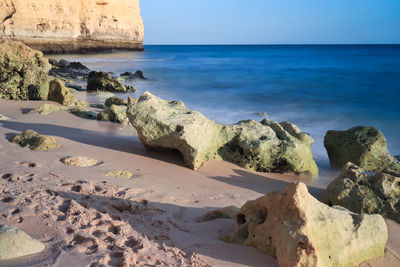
324,126,400,172
0,225,45,260
11,129,60,151
48,79,88,107
222,182,388,267
97,105,129,124
0,40,51,100
322,163,400,223
87,71,128,93
127,92,318,176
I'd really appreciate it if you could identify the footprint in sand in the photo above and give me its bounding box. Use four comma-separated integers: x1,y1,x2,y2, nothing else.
17,161,40,168
60,156,102,167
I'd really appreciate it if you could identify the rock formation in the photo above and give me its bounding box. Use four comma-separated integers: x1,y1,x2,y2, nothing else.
48,79,88,107
97,104,129,124
105,96,128,107
0,225,45,260
87,71,131,93
223,182,388,267
0,40,51,100
127,92,318,176
0,0,144,53
324,126,400,172
323,162,400,223
11,129,60,150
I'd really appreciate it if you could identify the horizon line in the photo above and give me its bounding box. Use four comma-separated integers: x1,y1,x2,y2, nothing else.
143,43,400,46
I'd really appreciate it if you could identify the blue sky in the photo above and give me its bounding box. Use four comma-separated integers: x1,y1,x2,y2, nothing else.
141,0,400,44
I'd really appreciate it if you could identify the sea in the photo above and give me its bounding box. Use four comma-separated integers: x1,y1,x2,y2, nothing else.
50,45,400,177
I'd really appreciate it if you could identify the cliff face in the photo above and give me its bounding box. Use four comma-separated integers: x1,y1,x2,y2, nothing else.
0,0,144,53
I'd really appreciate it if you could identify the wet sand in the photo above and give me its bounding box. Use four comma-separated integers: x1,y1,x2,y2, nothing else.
0,99,399,266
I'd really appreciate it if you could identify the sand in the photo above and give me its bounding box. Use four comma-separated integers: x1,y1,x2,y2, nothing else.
0,99,399,267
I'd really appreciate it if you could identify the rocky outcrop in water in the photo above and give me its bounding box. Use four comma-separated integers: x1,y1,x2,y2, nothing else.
324,126,400,172
49,59,91,81
11,129,60,150
0,0,144,53
0,225,45,260
0,40,51,100
222,182,388,267
323,162,400,223
127,92,318,176
120,70,147,81
87,71,133,93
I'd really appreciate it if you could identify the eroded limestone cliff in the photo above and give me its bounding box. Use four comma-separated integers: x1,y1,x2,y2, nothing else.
0,0,144,53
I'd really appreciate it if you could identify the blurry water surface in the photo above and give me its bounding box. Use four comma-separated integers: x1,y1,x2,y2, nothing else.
50,45,400,177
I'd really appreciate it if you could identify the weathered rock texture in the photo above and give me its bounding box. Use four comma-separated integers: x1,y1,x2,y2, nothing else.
0,0,144,53
11,129,60,150
0,40,51,100
97,104,129,124
0,225,45,260
87,71,129,93
127,92,318,176
223,182,388,267
323,162,400,223
105,96,127,107
324,126,400,172
48,79,88,107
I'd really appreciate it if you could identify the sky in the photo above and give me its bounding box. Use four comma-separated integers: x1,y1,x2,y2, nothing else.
140,0,400,45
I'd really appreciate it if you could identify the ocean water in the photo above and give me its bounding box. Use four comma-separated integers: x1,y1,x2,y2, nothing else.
51,45,400,176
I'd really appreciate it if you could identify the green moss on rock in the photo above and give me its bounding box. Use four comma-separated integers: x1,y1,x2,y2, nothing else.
11,129,60,151
127,92,318,176
105,170,133,179
105,96,128,107
0,41,51,100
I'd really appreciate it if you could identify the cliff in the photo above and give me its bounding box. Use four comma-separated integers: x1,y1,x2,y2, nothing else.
0,0,144,53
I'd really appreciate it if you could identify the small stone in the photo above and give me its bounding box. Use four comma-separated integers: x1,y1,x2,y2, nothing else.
0,225,45,260
105,170,133,179
105,96,128,107
120,70,147,81
60,156,100,167
87,71,127,92
197,206,240,222
29,103,68,115
97,105,129,124
11,130,60,151
69,107,97,120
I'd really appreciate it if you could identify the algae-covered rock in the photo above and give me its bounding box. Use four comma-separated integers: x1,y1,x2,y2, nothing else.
69,107,97,120
11,129,60,151
29,103,68,115
97,105,129,124
0,40,51,100
105,96,128,107
127,92,318,176
48,79,88,107
223,182,387,267
105,170,133,179
0,225,45,260
197,206,239,222
60,156,100,167
87,71,127,93
324,126,400,172
322,162,400,223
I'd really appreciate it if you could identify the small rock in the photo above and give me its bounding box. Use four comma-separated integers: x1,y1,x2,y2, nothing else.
48,79,88,107
90,103,107,109
197,206,239,222
60,156,100,167
68,62,89,70
324,126,400,172
105,170,133,179
222,182,388,267
65,83,85,91
120,70,147,81
87,71,127,93
127,97,138,105
69,107,97,120
11,130,60,151
322,162,400,223
97,105,129,124
29,104,68,115
105,96,128,107
0,225,45,260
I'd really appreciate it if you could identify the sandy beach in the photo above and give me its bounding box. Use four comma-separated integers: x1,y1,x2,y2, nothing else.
0,99,399,266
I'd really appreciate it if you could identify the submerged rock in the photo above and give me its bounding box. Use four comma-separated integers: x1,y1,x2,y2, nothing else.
60,156,100,167
222,182,387,267
69,107,97,120
127,92,318,176
0,225,45,260
322,163,400,223
324,126,400,172
105,96,128,107
197,206,240,222
0,40,51,100
97,105,129,124
87,71,129,93
120,70,147,81
48,79,88,107
105,170,133,179
29,103,68,115
11,129,60,151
